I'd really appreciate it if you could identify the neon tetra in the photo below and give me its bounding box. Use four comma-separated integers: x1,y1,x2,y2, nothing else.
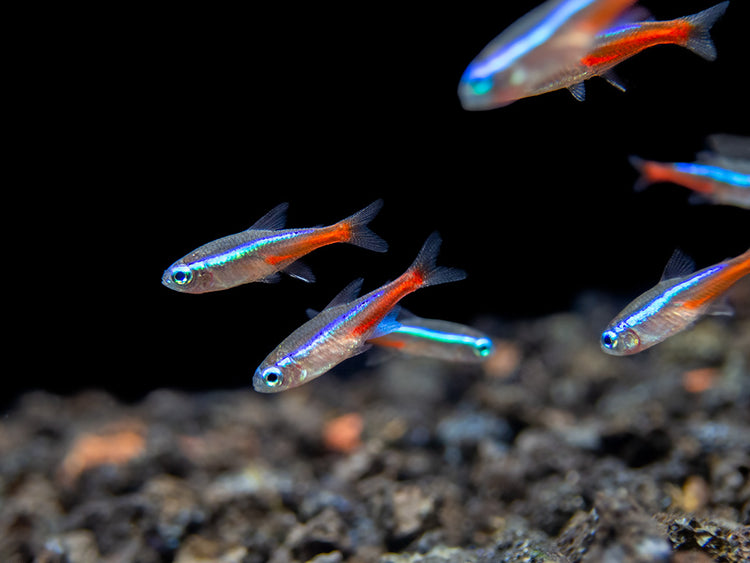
162,200,387,294
601,248,750,355
253,233,466,392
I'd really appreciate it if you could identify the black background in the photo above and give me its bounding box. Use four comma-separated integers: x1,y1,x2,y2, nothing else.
16,0,748,406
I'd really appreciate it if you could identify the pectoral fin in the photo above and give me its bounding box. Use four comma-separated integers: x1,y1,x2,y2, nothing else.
707,297,734,316
283,261,316,283
567,82,586,102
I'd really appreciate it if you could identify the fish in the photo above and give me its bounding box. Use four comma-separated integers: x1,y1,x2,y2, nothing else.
162,200,388,294
459,1,728,108
601,248,750,355
368,312,494,363
630,155,750,209
458,0,638,110
253,232,467,392
565,1,729,101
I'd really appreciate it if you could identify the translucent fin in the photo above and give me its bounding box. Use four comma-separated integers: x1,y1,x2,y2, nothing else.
567,82,586,102
612,5,653,26
408,232,467,288
707,296,734,316
628,155,652,192
705,133,750,161
661,249,696,281
260,272,283,283
683,1,729,61
283,260,316,283
364,348,396,367
249,202,288,231
687,193,711,205
338,199,388,252
395,307,419,322
348,342,374,359
696,151,750,174
320,278,364,311
602,71,626,93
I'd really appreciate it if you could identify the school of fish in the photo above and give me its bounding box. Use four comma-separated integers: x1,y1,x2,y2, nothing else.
162,0,746,393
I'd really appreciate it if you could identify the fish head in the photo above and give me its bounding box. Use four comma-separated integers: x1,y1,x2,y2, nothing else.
161,261,214,294
600,325,641,355
253,356,307,393
458,55,532,110
472,337,495,359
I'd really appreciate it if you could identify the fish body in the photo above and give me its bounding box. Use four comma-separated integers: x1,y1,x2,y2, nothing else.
531,1,728,101
253,233,466,392
575,2,727,94
162,200,387,294
369,314,494,363
630,156,750,209
458,0,637,110
460,1,728,107
601,248,750,355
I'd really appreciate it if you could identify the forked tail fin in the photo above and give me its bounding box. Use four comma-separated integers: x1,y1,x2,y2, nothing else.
683,1,729,61
339,199,389,252
407,232,467,289
628,155,653,192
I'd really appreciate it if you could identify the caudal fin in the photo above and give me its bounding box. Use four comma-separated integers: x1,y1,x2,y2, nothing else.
683,1,729,61
408,232,467,288
340,199,389,252
628,155,652,191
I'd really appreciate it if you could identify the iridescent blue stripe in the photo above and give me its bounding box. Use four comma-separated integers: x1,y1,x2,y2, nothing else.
190,229,316,271
392,325,483,348
672,163,750,188
467,0,595,80
620,264,725,330
595,21,642,40
292,290,387,361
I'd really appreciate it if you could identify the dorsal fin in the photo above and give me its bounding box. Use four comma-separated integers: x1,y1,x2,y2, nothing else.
612,5,653,25
249,202,288,231
661,249,696,281
320,278,364,311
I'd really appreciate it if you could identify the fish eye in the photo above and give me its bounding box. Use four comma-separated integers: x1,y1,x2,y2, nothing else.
261,367,283,388
601,330,618,350
474,338,493,358
469,77,494,96
171,265,193,285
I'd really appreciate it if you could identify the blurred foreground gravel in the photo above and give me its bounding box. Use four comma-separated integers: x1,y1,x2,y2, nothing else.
2,291,749,562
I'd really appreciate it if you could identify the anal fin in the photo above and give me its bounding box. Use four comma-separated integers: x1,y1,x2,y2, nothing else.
602,71,626,93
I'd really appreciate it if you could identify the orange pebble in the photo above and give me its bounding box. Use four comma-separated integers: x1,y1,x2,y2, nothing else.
483,339,521,378
58,422,145,485
323,413,364,453
682,368,719,394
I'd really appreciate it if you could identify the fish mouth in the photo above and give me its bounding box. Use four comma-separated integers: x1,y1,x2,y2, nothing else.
457,82,488,111
252,377,272,393
252,377,279,394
